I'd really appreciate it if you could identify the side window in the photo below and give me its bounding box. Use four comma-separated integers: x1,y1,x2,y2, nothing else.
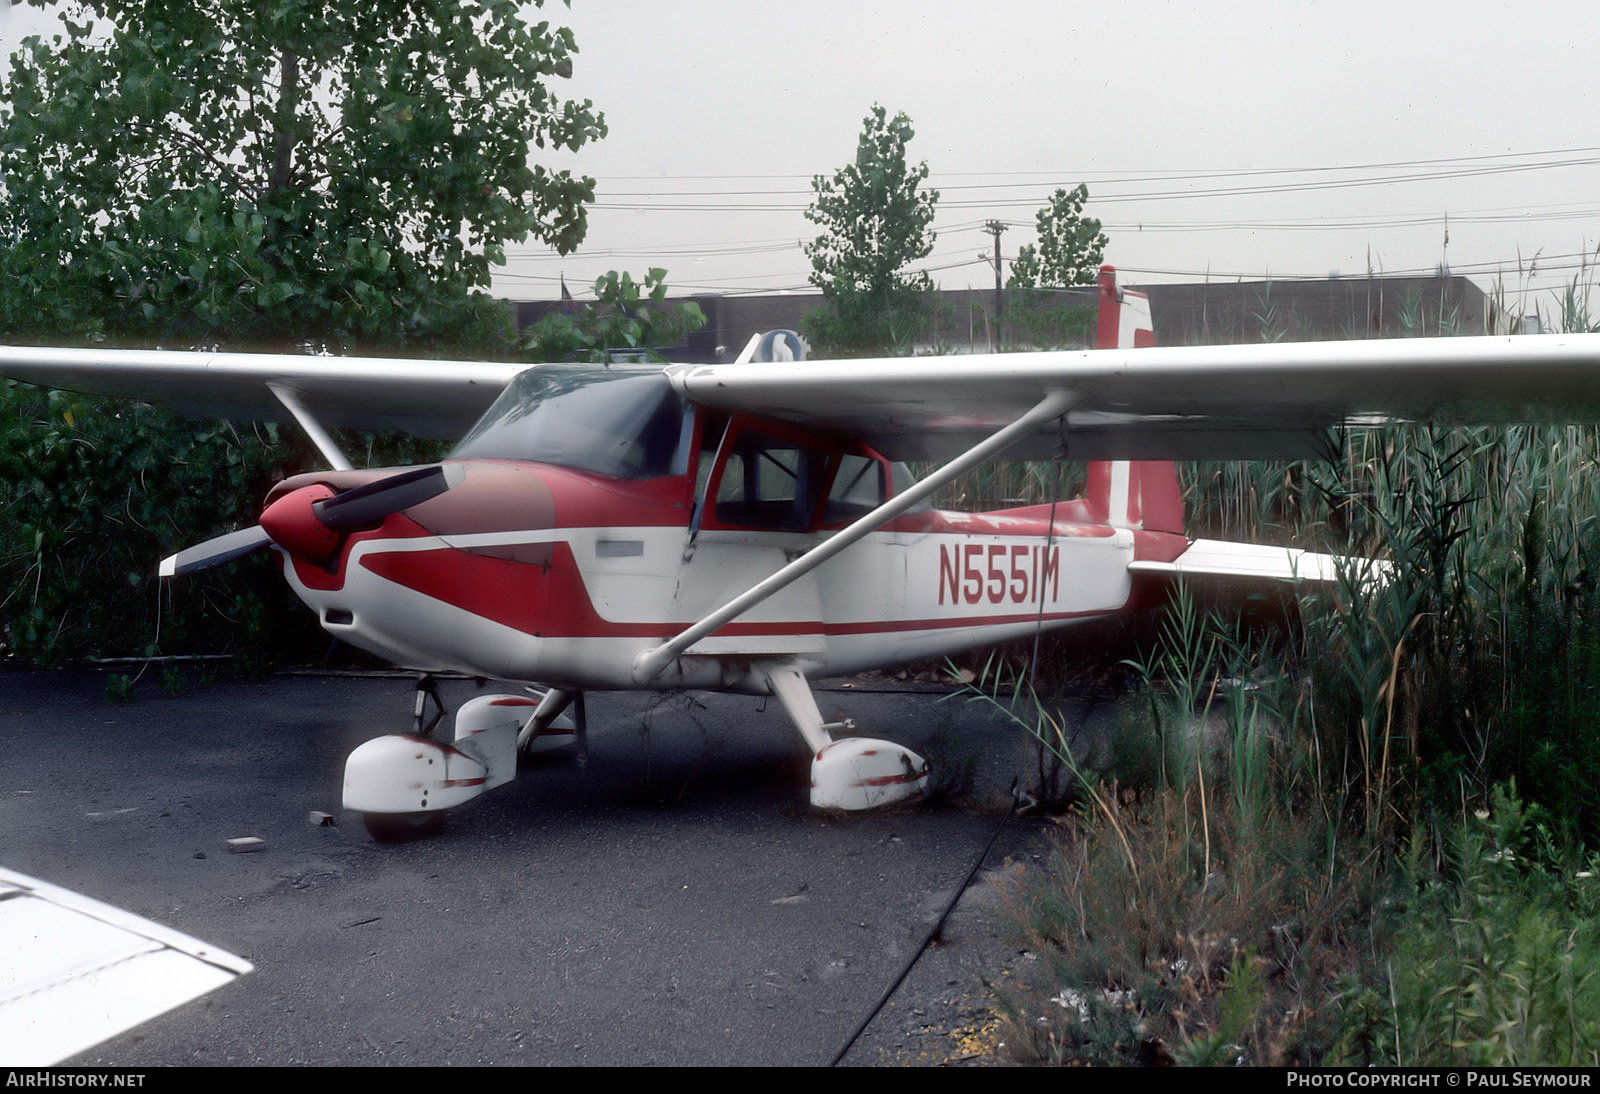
695,411,729,501
709,427,832,531
889,460,932,514
825,452,886,523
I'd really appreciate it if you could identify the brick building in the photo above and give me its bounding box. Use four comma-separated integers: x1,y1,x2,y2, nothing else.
514,275,1492,362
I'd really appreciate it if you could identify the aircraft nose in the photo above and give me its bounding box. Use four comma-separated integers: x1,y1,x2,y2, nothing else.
260,483,341,564
260,464,469,565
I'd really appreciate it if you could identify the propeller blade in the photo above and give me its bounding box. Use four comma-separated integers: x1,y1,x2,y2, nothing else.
159,526,273,578
312,463,465,531
163,465,463,577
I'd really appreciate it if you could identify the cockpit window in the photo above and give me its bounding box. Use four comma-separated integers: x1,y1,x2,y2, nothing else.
713,429,829,531
450,367,689,479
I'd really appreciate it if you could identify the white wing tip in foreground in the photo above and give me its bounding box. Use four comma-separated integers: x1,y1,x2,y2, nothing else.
0,868,253,1066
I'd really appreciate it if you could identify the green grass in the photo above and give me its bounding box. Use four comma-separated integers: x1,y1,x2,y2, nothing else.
970,276,1600,1064
1334,787,1600,1067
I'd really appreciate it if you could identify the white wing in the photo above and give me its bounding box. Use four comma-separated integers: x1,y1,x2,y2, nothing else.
0,346,524,439
0,868,253,1065
667,333,1600,460
8,333,1600,456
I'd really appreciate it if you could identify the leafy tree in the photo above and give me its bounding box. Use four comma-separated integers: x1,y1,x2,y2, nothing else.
802,105,939,356
523,268,706,363
1007,184,1107,290
1002,297,1097,351
0,1,614,664
0,377,323,665
0,0,605,353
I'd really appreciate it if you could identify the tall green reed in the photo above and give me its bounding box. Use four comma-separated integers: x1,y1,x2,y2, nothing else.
968,588,1385,1065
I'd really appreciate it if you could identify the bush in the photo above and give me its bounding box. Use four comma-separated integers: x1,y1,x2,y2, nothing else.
1332,786,1600,1067
0,379,323,663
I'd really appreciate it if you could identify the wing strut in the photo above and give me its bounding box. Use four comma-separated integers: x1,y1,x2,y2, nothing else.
632,389,1079,684
268,382,353,471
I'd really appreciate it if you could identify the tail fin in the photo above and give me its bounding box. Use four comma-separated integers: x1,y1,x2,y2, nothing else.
1083,461,1184,534
1095,264,1154,351
1086,266,1182,534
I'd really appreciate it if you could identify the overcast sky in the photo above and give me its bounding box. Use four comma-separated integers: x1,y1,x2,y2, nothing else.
7,1,1600,318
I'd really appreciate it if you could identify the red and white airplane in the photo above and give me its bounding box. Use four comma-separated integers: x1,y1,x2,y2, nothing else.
5,267,1600,838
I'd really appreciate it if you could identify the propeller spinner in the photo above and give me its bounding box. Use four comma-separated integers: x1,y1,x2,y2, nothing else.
159,463,465,578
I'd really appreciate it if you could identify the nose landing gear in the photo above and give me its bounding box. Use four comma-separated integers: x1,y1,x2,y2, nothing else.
344,675,581,841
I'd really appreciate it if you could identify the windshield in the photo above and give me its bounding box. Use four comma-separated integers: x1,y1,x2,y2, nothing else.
450,367,690,479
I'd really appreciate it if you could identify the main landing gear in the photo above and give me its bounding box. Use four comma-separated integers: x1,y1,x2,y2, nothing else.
342,675,583,841
343,666,929,841
761,664,929,810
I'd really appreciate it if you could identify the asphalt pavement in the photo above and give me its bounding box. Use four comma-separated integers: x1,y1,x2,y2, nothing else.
1,668,1070,1066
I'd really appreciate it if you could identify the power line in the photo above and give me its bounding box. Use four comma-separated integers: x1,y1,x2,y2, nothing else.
586,150,1600,210
496,145,1600,299
587,146,1600,186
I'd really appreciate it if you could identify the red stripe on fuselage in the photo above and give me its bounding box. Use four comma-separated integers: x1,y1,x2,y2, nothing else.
823,607,1119,634
358,541,824,640
281,459,687,592
519,461,693,528
358,538,1127,640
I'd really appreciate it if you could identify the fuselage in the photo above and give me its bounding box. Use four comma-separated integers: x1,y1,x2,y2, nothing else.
259,366,1188,691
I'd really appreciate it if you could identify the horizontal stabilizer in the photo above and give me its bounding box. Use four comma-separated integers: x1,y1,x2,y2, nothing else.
1129,537,1387,586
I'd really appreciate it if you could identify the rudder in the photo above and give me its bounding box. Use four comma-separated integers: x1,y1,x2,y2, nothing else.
1088,265,1182,535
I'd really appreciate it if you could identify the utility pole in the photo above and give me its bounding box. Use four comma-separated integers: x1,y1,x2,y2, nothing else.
984,220,1006,351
